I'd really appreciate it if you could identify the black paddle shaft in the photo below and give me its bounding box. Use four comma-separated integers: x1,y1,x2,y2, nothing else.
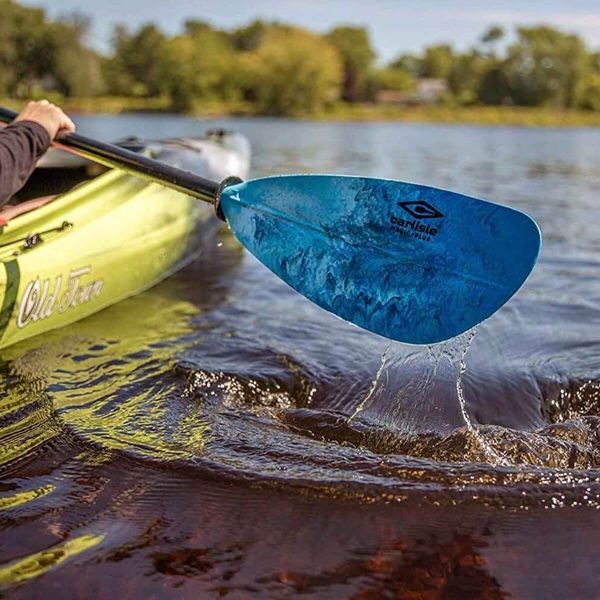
0,106,220,204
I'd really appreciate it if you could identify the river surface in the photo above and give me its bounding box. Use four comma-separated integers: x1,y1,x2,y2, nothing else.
2,115,600,598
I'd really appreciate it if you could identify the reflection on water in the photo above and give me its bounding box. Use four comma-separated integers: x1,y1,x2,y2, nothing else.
2,116,600,597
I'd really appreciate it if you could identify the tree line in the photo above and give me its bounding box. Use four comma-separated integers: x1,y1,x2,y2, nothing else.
2,0,600,115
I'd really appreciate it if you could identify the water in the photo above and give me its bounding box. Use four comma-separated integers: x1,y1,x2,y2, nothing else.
2,115,600,597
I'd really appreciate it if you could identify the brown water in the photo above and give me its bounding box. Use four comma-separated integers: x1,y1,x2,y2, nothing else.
2,116,600,598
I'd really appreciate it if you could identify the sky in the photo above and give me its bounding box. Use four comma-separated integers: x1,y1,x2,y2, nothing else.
20,0,600,62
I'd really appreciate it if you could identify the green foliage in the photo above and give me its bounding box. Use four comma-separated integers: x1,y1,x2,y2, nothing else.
372,67,414,92
0,1,47,96
447,51,492,105
105,24,166,96
2,2,600,116
421,45,454,78
0,2,18,95
0,1,104,97
575,73,600,110
481,26,504,46
477,63,510,105
45,16,106,97
389,54,422,78
326,26,375,101
386,25,595,111
500,27,591,107
390,46,455,80
244,26,342,115
160,23,240,112
230,20,268,51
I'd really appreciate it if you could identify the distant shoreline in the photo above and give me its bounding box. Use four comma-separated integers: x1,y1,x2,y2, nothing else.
4,97,600,128
313,104,600,128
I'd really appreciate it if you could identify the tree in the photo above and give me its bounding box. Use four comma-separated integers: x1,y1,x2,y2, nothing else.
160,23,240,111
576,73,600,110
447,51,491,105
480,25,504,59
501,26,590,107
477,63,510,105
0,1,18,94
230,20,268,51
389,54,422,78
481,25,504,46
421,45,454,78
108,23,167,96
372,67,414,93
326,26,375,101
45,15,105,97
0,2,104,97
0,1,49,96
246,26,342,115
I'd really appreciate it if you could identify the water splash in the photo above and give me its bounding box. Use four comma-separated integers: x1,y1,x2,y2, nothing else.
346,327,511,466
348,344,390,422
454,329,509,466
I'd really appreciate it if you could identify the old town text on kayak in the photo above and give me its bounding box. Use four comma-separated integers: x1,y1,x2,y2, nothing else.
16,266,103,328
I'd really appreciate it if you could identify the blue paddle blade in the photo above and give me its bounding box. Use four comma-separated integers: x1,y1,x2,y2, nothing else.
219,175,541,344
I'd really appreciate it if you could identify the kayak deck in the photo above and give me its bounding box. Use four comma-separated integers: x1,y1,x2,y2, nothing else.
0,132,250,349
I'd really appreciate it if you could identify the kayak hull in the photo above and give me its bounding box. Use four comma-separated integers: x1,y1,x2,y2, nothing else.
0,133,250,349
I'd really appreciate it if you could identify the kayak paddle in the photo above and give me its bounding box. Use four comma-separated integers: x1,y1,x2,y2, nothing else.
0,106,541,344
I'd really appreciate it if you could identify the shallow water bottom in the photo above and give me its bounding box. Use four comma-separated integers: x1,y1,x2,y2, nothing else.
4,469,600,599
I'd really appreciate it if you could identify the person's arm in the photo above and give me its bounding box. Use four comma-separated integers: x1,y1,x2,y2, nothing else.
0,101,75,206
0,121,51,206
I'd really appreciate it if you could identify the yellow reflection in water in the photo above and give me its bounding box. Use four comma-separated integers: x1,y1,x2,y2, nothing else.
0,533,104,588
1,278,212,466
0,484,54,510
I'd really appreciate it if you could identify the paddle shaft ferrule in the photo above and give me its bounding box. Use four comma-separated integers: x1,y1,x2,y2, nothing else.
214,176,243,221
0,106,220,205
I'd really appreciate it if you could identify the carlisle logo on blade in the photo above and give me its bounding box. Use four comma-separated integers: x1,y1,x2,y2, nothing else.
390,200,444,242
398,201,443,219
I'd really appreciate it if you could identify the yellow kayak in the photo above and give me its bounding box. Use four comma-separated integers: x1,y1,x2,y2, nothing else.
0,131,251,349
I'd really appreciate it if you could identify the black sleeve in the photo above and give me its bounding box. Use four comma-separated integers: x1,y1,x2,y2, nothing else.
0,121,51,206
